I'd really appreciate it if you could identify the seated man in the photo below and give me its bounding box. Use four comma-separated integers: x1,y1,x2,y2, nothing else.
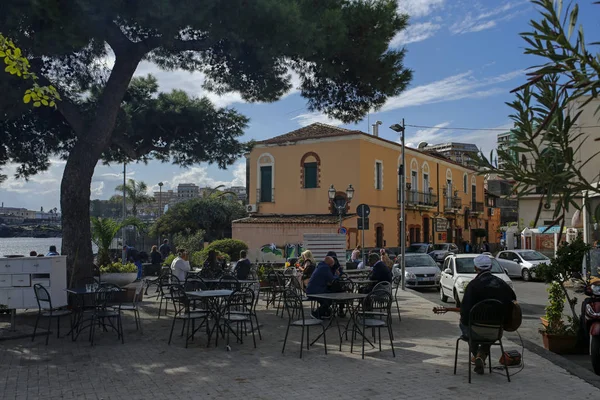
362,253,392,293
460,255,516,375
234,250,252,280
306,256,339,318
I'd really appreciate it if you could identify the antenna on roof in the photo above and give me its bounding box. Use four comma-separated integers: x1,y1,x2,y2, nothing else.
417,141,429,149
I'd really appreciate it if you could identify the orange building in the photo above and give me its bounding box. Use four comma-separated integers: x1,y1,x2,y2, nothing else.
233,123,500,252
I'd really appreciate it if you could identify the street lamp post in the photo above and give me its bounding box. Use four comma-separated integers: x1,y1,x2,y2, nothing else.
328,184,354,228
390,121,406,290
157,182,163,245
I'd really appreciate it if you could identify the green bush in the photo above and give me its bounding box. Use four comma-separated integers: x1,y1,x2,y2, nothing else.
191,249,230,268
99,261,137,274
173,230,206,253
163,253,176,267
205,239,248,261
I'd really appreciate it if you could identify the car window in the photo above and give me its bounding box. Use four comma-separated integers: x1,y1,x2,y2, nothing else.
405,255,437,268
450,245,458,252
455,257,504,274
407,244,426,253
519,250,548,261
433,244,449,251
443,258,451,270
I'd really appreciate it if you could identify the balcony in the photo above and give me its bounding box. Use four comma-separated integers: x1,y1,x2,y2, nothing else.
471,201,484,214
399,190,438,208
256,188,275,203
444,196,462,213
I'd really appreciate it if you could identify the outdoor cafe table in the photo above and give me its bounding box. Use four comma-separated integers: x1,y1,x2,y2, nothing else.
186,289,233,346
351,280,378,290
306,292,368,351
65,286,125,342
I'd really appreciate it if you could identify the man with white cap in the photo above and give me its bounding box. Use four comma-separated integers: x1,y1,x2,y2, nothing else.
460,254,516,375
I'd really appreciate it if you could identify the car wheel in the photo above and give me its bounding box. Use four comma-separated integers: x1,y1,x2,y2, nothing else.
454,289,461,307
522,268,531,281
440,286,449,302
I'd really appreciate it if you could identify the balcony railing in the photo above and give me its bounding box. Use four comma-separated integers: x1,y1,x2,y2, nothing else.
471,201,484,213
256,188,275,203
399,190,438,207
444,196,462,212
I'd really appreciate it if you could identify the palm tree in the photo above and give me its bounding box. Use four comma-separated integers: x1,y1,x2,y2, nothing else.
203,185,237,200
91,216,141,267
115,179,154,217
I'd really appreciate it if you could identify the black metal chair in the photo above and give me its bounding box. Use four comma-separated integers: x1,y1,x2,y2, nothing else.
184,277,208,292
32,284,73,345
116,281,144,333
222,289,257,349
282,289,327,358
227,283,263,340
392,275,402,321
145,268,169,296
168,284,209,348
157,274,181,318
266,271,286,316
352,290,395,359
454,299,510,383
90,283,125,346
219,275,239,291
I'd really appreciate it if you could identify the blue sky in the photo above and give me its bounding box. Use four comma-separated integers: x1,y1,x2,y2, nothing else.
2,0,600,212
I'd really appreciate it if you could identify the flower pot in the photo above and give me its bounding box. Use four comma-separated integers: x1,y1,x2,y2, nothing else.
100,272,137,287
541,332,578,354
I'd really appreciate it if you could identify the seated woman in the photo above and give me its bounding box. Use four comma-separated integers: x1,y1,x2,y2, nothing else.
298,250,316,289
150,245,162,265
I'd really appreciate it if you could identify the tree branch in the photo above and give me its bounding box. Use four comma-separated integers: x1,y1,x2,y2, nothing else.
137,36,213,56
34,73,86,135
111,133,170,159
104,21,132,57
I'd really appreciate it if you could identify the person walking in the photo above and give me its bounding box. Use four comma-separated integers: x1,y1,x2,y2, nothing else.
159,239,171,260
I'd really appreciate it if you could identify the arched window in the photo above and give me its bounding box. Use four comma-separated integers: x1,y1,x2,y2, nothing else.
471,175,477,203
300,152,321,189
257,153,274,203
410,159,419,191
422,162,430,192
463,173,468,194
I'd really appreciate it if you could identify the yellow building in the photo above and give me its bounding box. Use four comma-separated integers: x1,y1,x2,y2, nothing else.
233,123,500,252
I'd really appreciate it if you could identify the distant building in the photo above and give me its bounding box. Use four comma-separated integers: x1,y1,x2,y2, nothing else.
153,189,176,208
177,183,200,202
424,142,479,168
227,186,247,202
486,178,518,225
497,131,517,169
0,207,36,219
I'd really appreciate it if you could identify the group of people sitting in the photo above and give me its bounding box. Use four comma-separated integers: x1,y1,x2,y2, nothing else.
302,250,393,319
28,245,60,257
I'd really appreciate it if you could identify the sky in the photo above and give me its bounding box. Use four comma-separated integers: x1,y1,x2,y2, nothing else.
2,0,600,212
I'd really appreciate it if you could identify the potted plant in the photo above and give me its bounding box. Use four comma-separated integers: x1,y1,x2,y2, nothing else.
256,265,269,287
536,237,592,354
100,261,138,286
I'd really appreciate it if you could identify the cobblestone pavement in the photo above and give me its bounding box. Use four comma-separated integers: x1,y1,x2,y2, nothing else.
1,288,599,400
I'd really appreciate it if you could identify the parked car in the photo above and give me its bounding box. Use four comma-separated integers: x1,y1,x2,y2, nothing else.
439,254,513,306
406,243,434,254
496,249,550,281
428,243,460,263
392,254,441,289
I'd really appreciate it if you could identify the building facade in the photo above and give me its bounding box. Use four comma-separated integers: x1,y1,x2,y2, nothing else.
423,142,479,168
233,123,500,252
176,183,200,202
497,131,517,170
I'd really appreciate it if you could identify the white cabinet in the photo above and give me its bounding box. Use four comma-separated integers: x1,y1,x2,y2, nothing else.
0,256,67,309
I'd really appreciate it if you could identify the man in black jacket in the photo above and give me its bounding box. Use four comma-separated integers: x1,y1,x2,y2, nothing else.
460,255,516,375
234,250,252,280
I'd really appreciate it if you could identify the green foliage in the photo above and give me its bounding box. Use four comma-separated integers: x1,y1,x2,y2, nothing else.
472,0,600,229
162,253,176,267
90,196,123,219
190,249,230,269
256,265,268,282
205,239,248,261
542,282,578,335
152,197,247,241
99,261,137,273
91,216,142,267
173,230,206,254
114,179,153,217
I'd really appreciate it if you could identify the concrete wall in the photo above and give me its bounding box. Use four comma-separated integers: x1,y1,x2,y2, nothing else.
232,223,338,253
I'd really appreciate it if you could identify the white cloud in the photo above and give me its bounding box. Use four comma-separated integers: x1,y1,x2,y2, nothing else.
405,121,452,147
390,22,441,47
292,112,344,127
381,69,524,111
396,0,445,17
90,181,105,198
169,161,247,190
450,2,527,34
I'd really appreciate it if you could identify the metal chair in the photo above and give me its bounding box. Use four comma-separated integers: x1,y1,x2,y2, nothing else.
116,281,144,333
157,274,181,318
168,284,209,348
184,277,208,292
219,275,239,291
266,271,286,316
454,299,510,383
227,283,263,340
222,289,257,349
32,284,73,345
282,289,327,358
352,290,395,359
144,268,168,296
90,283,125,346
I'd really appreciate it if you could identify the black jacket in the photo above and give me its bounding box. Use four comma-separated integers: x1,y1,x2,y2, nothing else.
234,259,251,280
460,271,516,326
370,261,393,283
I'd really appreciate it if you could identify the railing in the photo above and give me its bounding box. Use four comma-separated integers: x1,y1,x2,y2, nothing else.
471,201,484,213
399,190,438,207
256,188,275,203
444,196,462,212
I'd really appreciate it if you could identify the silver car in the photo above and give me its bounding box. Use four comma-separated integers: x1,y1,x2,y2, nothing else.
496,249,550,281
393,253,441,289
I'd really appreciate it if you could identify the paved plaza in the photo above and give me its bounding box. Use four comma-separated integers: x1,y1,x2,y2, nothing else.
1,288,599,400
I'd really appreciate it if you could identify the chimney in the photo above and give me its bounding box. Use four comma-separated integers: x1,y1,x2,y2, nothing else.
372,120,382,137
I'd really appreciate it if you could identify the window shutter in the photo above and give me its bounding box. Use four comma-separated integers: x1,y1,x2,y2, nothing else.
304,162,318,188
